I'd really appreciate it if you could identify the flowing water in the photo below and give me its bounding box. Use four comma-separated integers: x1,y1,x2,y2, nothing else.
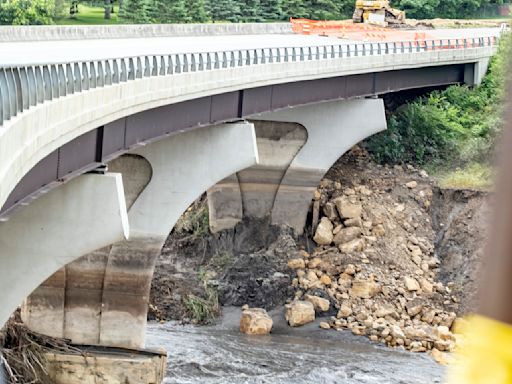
146,307,445,384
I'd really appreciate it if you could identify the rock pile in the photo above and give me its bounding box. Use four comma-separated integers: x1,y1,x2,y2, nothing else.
287,166,462,358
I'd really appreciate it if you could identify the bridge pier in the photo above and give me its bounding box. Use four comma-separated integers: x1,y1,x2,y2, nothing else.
208,98,387,235
21,122,258,349
0,173,128,329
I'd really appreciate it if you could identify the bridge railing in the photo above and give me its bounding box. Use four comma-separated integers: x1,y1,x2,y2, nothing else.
0,36,498,127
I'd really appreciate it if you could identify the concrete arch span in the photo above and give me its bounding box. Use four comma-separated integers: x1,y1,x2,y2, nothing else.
2,121,259,342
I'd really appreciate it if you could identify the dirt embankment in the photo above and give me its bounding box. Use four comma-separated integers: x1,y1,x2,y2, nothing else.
150,148,490,336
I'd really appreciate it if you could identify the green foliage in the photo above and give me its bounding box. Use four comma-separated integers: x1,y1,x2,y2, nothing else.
174,198,210,238
394,0,505,19
259,0,281,20
119,0,151,22
150,0,189,23
187,0,209,22
209,0,241,22
241,0,263,22
308,0,340,20
183,267,220,324
366,34,511,167
281,0,308,19
0,0,55,25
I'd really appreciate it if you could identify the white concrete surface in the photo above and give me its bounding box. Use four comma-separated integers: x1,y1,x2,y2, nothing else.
251,98,387,233
0,173,128,327
0,43,495,219
98,122,258,348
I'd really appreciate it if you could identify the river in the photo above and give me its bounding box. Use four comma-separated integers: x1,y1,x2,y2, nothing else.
146,307,445,384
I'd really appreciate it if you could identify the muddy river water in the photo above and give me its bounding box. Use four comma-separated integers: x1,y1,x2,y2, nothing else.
146,307,445,384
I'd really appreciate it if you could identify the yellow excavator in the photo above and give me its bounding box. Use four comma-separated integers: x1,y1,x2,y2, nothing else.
353,1,406,27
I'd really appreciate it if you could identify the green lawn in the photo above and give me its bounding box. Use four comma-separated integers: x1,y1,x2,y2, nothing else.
55,4,122,25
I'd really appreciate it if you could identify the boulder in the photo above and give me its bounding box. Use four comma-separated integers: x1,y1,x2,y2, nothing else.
319,322,331,330
305,294,330,313
406,298,424,317
333,227,361,245
350,280,381,299
287,258,305,269
313,217,334,245
333,198,362,220
285,301,315,327
323,202,339,221
337,304,353,318
404,276,421,291
339,238,365,253
240,308,273,335
406,181,418,189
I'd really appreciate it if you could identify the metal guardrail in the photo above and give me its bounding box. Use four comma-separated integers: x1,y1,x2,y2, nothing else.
0,36,497,127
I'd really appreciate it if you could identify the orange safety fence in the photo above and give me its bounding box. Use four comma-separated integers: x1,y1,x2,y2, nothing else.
291,18,433,42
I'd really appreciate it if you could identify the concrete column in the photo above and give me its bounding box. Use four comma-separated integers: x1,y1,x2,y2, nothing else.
0,173,128,329
256,99,386,234
98,122,258,349
208,99,387,235
207,121,306,231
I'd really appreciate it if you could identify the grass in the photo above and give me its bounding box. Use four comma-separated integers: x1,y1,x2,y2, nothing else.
183,267,220,324
54,4,122,25
436,163,495,190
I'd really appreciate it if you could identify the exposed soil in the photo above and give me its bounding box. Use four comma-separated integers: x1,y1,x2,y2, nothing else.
149,147,490,325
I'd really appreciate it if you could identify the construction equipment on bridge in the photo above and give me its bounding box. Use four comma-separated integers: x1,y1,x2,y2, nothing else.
352,1,405,27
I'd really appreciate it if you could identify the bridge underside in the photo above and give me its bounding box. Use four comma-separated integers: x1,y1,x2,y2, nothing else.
1,63,477,220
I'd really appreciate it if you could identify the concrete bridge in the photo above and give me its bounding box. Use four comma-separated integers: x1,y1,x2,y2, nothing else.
0,22,498,382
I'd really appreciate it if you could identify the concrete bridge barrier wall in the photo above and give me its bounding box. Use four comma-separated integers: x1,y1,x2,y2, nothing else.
0,23,292,42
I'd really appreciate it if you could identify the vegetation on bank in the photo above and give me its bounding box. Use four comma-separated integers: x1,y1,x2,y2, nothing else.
0,0,509,25
365,34,510,188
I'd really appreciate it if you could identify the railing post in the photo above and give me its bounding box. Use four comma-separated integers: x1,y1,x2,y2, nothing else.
168,55,175,74
159,56,166,75
88,62,97,89
183,54,189,72
98,61,105,86
98,59,107,87
104,61,112,85
222,52,228,68
27,67,37,106
175,55,182,73
57,65,66,97
144,56,151,77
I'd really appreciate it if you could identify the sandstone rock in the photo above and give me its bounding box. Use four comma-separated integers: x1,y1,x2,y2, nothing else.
406,299,424,317
372,224,386,237
285,301,316,327
319,322,331,330
308,258,322,269
350,280,381,299
344,264,356,275
404,276,421,291
287,258,306,269
334,198,362,219
419,278,433,294
435,326,455,342
390,325,405,339
344,217,363,228
320,275,332,286
313,217,334,245
305,295,330,313
406,181,418,189
333,227,361,245
451,317,469,334
240,308,273,335
323,202,339,221
333,225,343,235
339,238,365,253
431,348,449,365
337,304,353,318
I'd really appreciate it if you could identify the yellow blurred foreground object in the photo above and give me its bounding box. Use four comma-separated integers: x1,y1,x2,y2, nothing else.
446,315,512,384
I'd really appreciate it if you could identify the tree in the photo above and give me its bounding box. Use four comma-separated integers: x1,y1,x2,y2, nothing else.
209,0,241,22
104,0,114,19
240,0,263,22
186,0,209,22
281,0,308,19
150,0,189,23
119,0,151,23
0,0,55,25
260,0,281,20
308,0,340,20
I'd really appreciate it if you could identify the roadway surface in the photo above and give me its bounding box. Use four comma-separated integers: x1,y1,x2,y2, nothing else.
0,27,500,67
